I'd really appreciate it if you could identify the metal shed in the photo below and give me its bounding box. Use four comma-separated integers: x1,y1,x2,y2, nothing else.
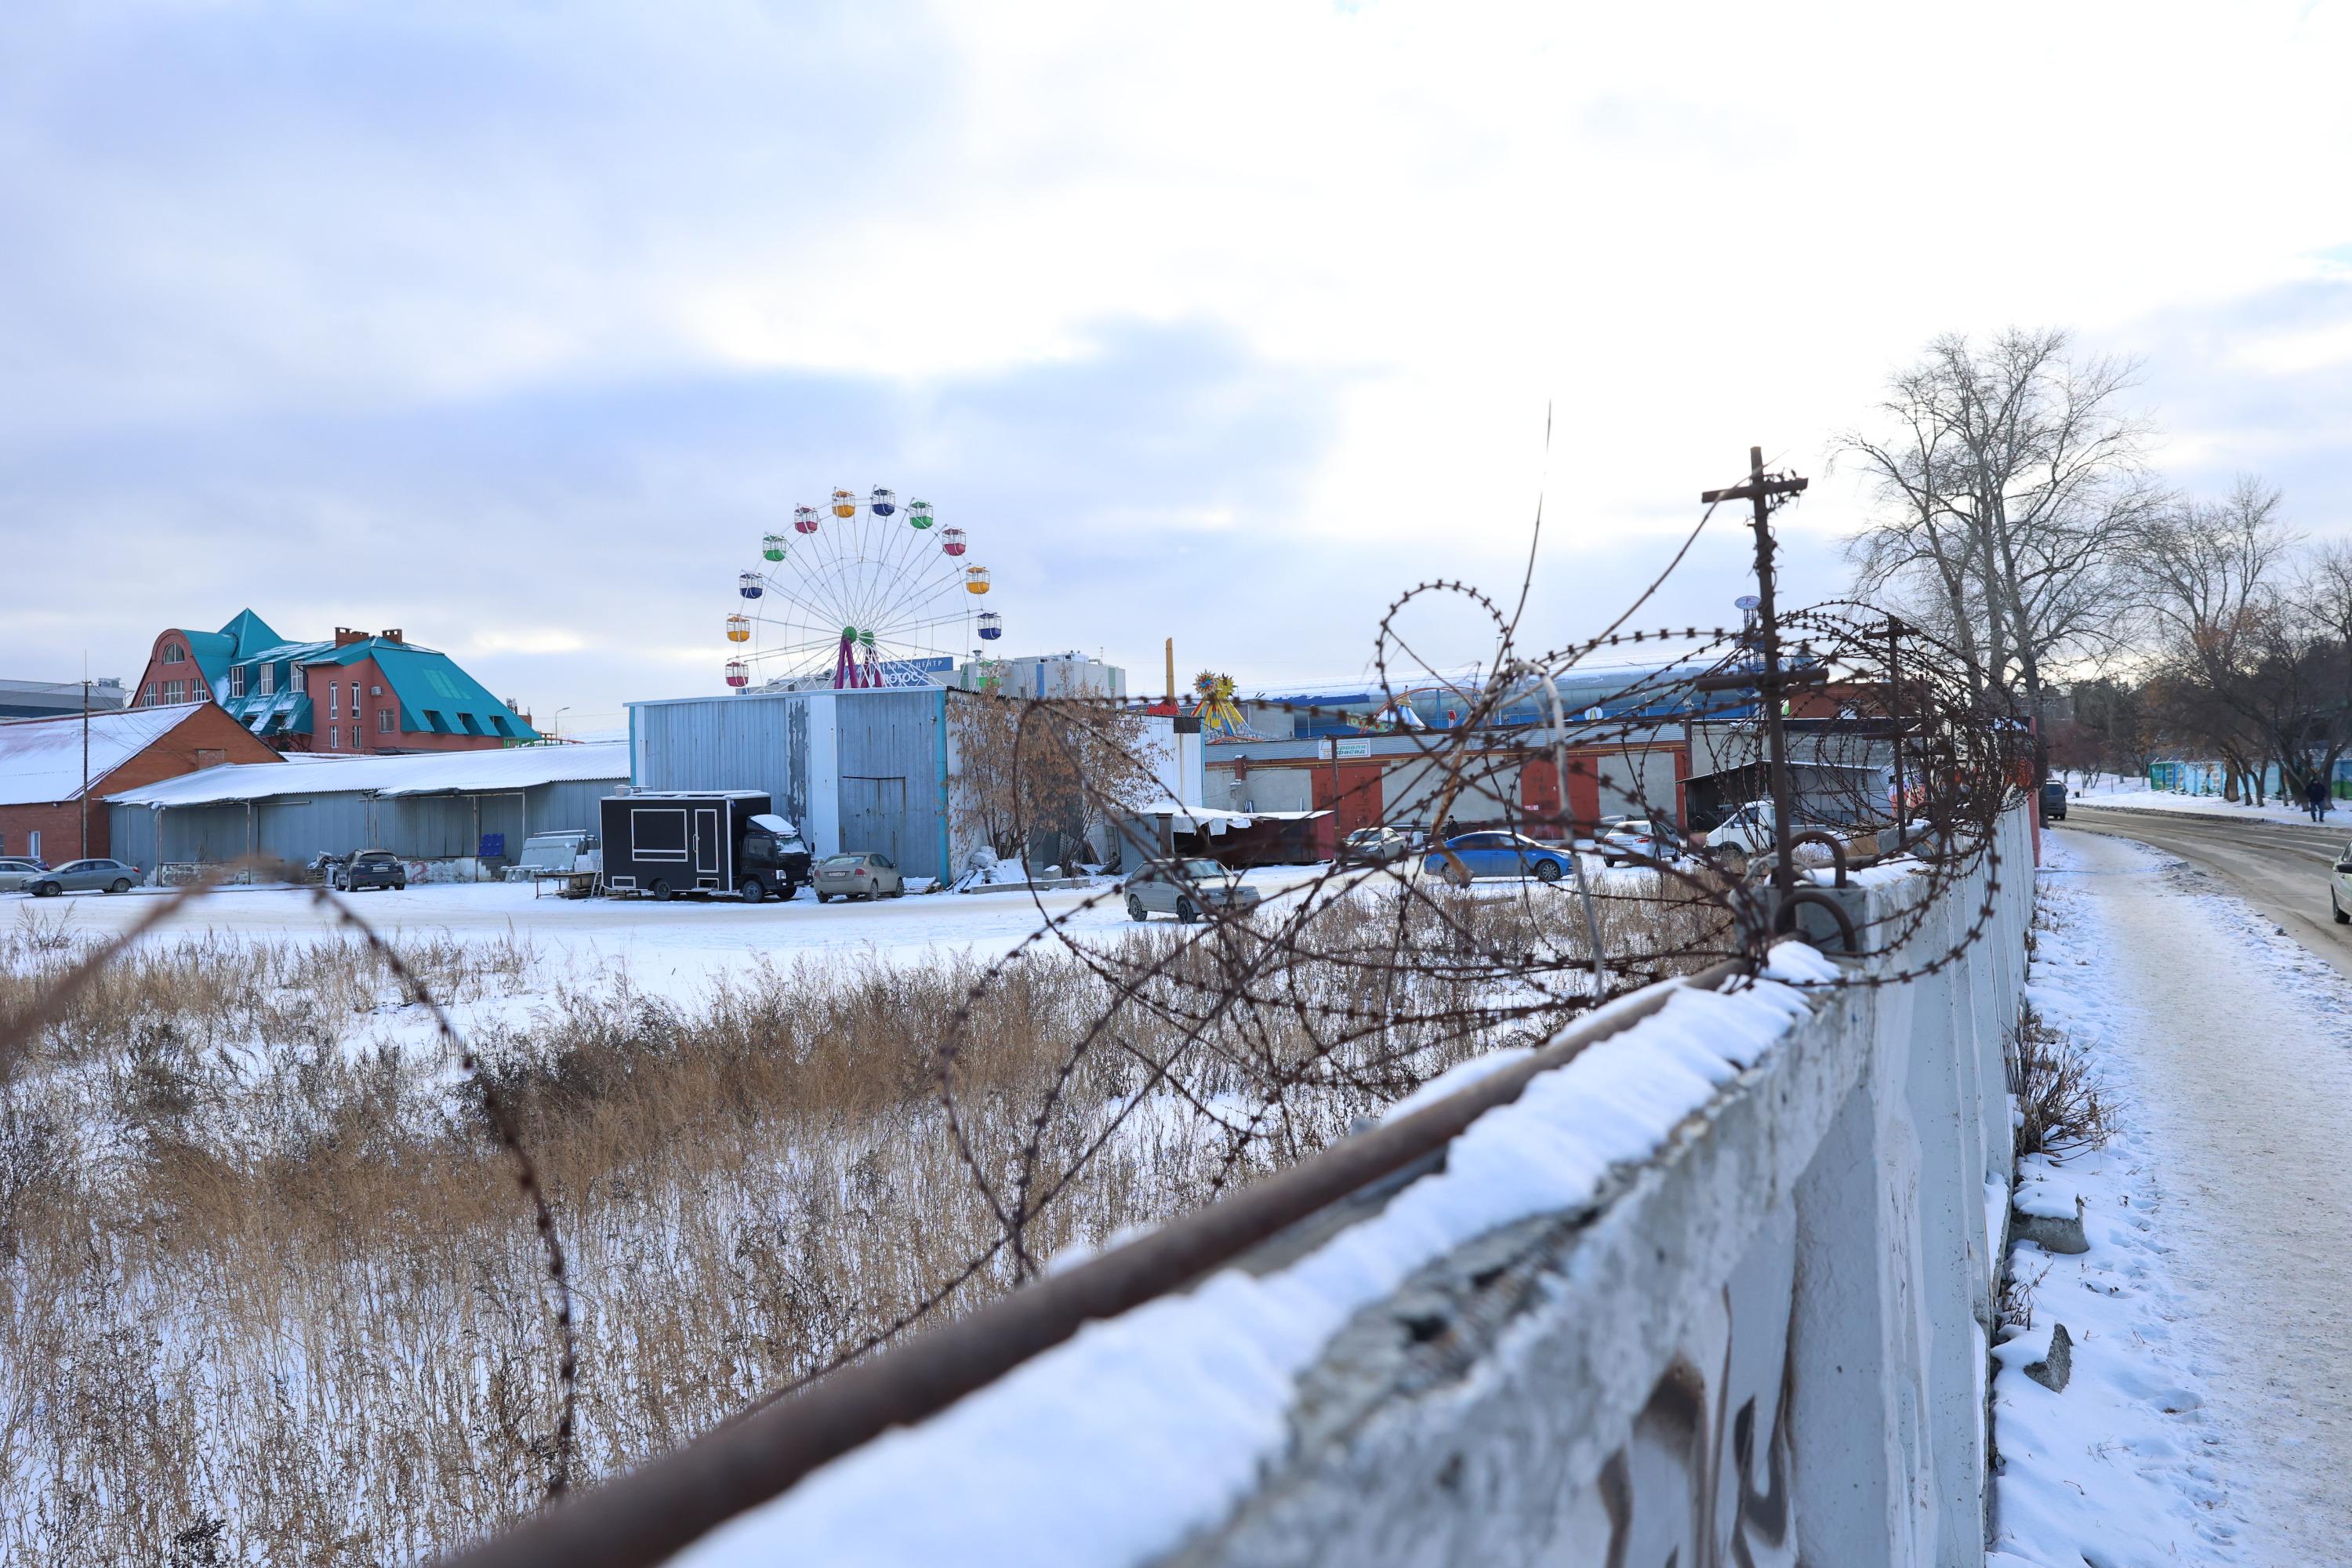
106,743,629,874
626,688,953,881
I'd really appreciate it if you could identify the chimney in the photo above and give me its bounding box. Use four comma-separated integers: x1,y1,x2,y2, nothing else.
334,626,366,648
379,629,404,645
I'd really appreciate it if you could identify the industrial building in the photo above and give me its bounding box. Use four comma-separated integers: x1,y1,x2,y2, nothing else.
628,688,952,880
0,677,128,720
106,742,626,875
0,702,281,863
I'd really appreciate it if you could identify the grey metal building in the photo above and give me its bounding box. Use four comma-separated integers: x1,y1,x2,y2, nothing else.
626,688,953,880
106,742,628,873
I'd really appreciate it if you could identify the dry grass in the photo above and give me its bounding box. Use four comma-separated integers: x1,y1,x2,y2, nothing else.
0,879,1729,1565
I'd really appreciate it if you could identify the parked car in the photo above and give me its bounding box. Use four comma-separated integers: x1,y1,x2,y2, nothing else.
333,850,408,891
24,858,141,896
2041,781,2068,822
1422,831,1573,885
1595,818,1685,868
1339,826,1416,865
1124,858,1262,922
0,857,49,893
2332,840,2352,924
813,851,904,902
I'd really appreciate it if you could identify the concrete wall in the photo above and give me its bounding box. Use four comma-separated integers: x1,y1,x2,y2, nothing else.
1156,813,2029,1567
689,809,2034,1568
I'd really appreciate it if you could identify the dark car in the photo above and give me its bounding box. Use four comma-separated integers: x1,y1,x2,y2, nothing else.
26,858,140,895
334,850,408,891
2040,782,2067,822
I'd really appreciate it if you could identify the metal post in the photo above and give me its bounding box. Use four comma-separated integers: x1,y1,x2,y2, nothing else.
79,671,90,858
1886,615,1907,840
1701,447,1809,900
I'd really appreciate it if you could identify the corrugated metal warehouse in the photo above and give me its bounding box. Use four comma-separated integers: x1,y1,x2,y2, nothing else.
627,688,953,880
106,742,629,872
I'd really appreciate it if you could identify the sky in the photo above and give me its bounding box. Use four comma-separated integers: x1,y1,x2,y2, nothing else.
4,1,2351,731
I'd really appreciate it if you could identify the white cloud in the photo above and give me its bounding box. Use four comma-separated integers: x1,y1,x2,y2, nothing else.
3,0,2352,711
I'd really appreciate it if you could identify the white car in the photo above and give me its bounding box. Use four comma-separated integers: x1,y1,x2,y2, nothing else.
2332,840,2352,924
0,857,49,893
1595,819,1686,868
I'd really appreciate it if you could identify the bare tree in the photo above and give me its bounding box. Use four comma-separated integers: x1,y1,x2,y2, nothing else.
1840,328,2158,719
948,695,1160,867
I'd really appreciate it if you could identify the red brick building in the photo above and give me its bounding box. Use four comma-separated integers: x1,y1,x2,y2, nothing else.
0,703,281,864
130,610,538,755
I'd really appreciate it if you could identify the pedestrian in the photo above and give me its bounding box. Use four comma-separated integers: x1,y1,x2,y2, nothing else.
2306,775,2329,822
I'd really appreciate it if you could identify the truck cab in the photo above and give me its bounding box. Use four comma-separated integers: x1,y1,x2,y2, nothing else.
742,813,813,900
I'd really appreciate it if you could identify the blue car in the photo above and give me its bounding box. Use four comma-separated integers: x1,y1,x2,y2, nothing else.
1423,831,1572,886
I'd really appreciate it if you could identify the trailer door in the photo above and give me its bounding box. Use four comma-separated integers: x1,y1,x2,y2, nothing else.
694,808,721,877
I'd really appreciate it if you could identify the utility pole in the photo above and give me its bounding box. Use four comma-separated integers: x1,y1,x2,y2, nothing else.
1886,615,1907,842
1701,447,1809,899
80,659,91,859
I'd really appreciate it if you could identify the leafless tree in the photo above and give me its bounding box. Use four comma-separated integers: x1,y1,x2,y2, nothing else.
1839,328,2159,718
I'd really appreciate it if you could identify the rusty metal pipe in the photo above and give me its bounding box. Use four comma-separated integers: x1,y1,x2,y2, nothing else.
441,958,1749,1568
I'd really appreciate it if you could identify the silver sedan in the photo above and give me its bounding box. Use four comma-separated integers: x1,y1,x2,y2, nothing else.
813,851,905,902
1124,858,1261,923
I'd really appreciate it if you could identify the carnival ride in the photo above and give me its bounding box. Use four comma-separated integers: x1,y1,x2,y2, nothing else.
1191,672,1263,739
725,487,997,690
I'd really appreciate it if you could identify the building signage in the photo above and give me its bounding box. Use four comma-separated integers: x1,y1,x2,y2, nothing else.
873,655,956,688
1334,737,1373,759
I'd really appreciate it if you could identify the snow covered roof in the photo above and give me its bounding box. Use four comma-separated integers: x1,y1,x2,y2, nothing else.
0,704,219,806
105,741,629,808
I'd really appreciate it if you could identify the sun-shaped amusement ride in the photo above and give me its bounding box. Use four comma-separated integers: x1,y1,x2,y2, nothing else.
723,488,1004,691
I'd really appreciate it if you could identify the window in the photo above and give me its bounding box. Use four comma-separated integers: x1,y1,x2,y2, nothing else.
259,664,275,697
143,684,156,706
379,709,394,735
27,831,38,861
491,715,514,737
229,667,245,699
163,642,184,664
328,726,339,750
328,682,339,717
459,713,483,736
349,681,359,716
423,710,448,733
162,680,183,703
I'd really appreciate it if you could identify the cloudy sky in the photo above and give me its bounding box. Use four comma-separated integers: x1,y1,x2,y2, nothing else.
5,1,2350,728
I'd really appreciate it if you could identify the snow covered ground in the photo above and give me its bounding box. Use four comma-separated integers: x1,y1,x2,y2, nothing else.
2061,775,2344,828
1994,831,2352,1564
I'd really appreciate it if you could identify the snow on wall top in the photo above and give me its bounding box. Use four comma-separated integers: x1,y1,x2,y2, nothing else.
671,944,1838,1568
104,740,630,807
0,703,214,806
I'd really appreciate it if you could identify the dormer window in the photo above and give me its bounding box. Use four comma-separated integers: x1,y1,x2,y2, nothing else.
229,667,245,699
258,664,275,697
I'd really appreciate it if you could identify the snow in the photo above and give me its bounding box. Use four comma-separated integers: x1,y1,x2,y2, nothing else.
0,702,210,805
670,945,1838,1568
1993,831,2352,1563
2060,775,2333,832
101,739,630,805
1,864,1340,990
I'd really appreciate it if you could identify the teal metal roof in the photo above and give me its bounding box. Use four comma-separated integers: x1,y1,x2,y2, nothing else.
201,610,538,743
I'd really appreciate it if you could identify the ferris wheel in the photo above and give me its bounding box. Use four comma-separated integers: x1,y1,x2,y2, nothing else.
723,487,1005,691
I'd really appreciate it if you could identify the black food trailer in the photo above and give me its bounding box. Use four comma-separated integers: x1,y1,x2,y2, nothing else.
601,791,812,902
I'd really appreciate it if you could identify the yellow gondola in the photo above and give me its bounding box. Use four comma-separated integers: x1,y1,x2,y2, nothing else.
831,488,858,519
964,565,991,595
725,613,750,644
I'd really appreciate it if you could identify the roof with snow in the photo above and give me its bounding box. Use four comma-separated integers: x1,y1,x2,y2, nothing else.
105,740,629,808
0,704,227,807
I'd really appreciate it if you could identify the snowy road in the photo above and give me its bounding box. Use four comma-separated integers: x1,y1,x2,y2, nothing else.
2066,804,2352,979
2055,829,2352,1563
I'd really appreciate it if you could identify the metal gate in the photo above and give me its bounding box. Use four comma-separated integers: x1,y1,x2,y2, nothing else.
840,775,907,864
